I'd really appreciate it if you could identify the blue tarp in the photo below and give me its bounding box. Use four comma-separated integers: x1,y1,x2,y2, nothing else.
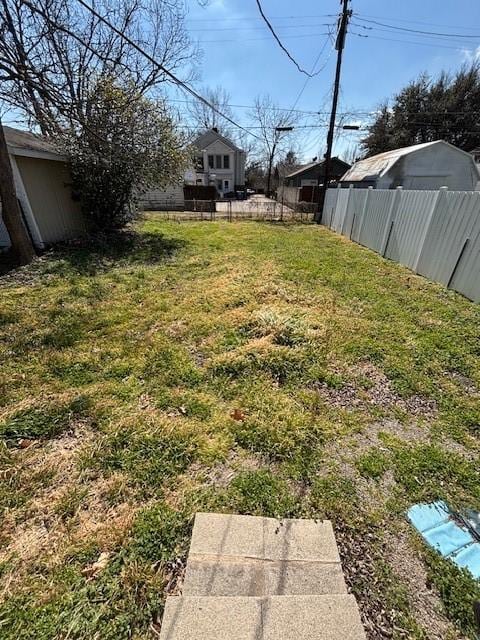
407,500,480,579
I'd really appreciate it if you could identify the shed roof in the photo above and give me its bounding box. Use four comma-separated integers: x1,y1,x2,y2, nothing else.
4,126,65,161
340,140,473,183
284,157,350,179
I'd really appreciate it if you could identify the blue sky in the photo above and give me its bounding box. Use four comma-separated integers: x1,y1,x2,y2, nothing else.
181,0,480,160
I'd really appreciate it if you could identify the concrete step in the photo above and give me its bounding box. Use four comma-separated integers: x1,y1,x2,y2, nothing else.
159,595,367,640
189,513,341,563
183,557,347,596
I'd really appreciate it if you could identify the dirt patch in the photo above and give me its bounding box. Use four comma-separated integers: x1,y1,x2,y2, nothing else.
336,522,409,639
384,525,464,640
317,362,437,419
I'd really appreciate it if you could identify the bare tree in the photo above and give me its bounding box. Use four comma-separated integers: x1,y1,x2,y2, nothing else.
249,95,297,197
0,0,198,260
0,0,197,134
187,85,234,137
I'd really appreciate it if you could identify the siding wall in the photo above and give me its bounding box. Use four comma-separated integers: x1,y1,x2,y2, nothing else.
140,185,185,211
323,185,480,302
16,156,84,243
1,155,85,249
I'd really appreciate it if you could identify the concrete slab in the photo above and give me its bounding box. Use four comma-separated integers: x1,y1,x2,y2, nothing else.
264,518,340,563
263,595,367,640
189,513,340,563
159,596,263,640
182,558,347,596
159,596,366,640
189,513,265,559
182,558,265,596
265,562,347,596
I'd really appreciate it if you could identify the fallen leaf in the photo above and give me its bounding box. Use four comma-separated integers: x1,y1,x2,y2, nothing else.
18,438,35,449
230,408,246,421
82,551,111,578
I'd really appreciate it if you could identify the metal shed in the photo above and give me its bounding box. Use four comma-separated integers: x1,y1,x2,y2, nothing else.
1,126,85,250
340,140,480,191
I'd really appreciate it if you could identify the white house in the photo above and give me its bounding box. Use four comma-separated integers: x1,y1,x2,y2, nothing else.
190,128,246,196
340,140,480,191
1,126,85,250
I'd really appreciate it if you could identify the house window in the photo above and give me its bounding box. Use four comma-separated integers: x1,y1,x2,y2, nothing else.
195,156,204,170
208,155,214,169
215,155,222,169
223,155,230,169
224,180,229,191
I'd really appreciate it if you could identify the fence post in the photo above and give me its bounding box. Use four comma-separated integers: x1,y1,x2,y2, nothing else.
414,186,448,273
354,186,373,242
381,186,403,256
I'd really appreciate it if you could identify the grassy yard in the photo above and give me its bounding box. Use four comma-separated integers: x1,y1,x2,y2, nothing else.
1,217,480,640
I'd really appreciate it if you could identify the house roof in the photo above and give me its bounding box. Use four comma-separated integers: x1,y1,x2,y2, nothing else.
284,157,350,179
275,162,303,178
4,126,66,161
340,140,474,182
193,129,244,153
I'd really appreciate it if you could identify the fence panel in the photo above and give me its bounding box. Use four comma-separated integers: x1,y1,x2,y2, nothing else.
385,189,438,269
323,188,339,228
416,191,480,288
357,190,395,252
343,188,367,239
331,188,350,233
322,186,480,303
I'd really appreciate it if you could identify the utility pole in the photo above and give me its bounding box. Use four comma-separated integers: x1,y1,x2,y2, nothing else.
315,0,351,223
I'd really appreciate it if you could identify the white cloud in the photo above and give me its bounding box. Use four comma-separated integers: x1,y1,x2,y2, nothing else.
461,45,480,64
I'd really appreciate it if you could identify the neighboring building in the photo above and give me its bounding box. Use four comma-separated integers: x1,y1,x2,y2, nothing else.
469,147,480,166
340,140,480,190
272,161,302,191
0,126,85,250
189,128,246,196
282,158,351,188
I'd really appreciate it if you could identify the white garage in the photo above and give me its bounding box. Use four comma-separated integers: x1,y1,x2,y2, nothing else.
339,140,480,191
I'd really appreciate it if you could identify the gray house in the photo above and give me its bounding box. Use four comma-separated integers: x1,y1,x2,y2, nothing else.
283,158,351,188
1,127,85,250
191,128,246,195
340,140,480,190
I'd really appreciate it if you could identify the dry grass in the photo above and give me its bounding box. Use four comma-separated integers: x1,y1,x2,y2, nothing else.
1,219,480,639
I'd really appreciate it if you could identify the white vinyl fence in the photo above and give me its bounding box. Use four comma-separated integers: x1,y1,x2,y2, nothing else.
323,185,480,303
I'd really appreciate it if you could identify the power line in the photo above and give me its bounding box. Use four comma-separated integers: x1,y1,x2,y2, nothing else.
354,16,480,39
186,14,334,23
188,22,332,32
198,31,331,44
352,13,478,31
350,31,479,51
350,22,480,46
70,0,262,141
255,0,317,76
287,30,336,116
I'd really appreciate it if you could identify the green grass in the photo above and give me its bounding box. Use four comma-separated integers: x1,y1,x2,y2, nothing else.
1,218,480,639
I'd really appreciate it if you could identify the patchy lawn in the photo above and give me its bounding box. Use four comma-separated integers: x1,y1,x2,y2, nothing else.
1,218,480,640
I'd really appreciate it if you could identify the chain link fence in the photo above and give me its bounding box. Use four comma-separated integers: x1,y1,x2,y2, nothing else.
144,197,316,223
